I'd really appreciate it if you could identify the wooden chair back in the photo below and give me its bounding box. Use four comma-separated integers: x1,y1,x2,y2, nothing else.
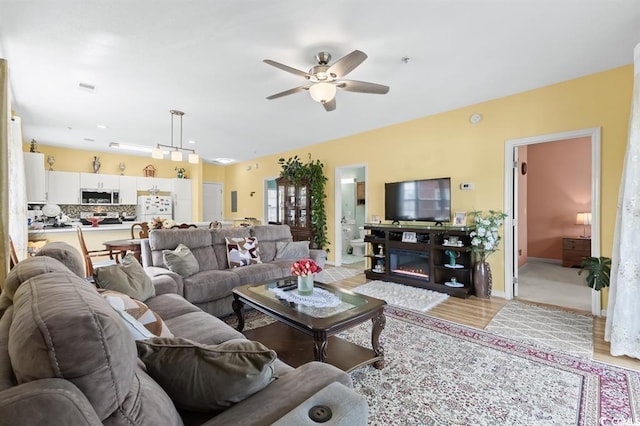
209,221,222,229
76,226,117,278
131,222,149,239
171,223,197,229
9,237,19,269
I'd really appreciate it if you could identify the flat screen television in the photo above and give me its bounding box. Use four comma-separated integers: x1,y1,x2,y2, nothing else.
385,177,451,223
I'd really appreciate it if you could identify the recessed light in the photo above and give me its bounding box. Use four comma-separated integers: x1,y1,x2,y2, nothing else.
188,140,196,144
83,138,95,142
213,158,235,164
96,124,108,129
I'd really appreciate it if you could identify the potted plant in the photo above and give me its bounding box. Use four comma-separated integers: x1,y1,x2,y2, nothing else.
469,210,507,298
278,154,329,251
175,167,186,179
579,256,611,290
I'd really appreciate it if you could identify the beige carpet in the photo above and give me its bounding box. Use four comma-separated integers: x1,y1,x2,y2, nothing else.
485,301,594,358
352,280,449,313
518,260,592,311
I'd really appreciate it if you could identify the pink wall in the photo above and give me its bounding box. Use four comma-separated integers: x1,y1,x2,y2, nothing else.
518,146,528,267
527,137,591,260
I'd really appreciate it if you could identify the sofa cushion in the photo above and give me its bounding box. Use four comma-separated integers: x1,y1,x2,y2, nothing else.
250,225,294,262
182,270,240,304
226,237,262,268
136,337,277,413
99,290,173,339
231,262,290,285
3,256,74,301
9,272,136,421
211,227,251,269
162,311,245,345
34,241,85,278
94,253,156,301
144,293,203,321
149,228,217,270
275,241,310,260
163,243,200,277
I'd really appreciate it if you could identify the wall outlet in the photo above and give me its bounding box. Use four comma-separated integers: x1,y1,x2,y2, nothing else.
460,182,474,190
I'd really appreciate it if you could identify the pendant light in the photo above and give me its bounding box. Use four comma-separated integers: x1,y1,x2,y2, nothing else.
151,109,199,164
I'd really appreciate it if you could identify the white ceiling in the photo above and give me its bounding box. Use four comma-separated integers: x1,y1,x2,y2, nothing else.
1,1,639,164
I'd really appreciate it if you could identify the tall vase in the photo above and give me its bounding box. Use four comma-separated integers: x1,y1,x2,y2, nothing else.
473,261,492,298
297,275,314,296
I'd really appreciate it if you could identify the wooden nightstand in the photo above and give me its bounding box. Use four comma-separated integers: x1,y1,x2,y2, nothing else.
562,237,591,267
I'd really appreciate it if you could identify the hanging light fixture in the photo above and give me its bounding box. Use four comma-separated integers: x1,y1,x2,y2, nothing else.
309,82,337,104
151,110,200,164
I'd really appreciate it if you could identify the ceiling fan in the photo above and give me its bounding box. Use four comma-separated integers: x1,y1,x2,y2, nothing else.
263,50,390,112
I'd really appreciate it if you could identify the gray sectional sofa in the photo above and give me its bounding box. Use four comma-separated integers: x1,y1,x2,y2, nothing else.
140,225,327,317
0,242,367,425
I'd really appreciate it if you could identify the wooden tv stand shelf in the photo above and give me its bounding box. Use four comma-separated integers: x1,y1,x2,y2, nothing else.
364,223,475,298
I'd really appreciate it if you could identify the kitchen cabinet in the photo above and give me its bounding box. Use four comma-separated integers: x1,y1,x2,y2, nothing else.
80,173,119,190
171,178,192,223
137,177,172,193
47,171,80,204
24,152,46,203
119,176,138,205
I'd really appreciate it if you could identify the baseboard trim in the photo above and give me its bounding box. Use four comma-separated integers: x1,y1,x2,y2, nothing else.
491,290,506,298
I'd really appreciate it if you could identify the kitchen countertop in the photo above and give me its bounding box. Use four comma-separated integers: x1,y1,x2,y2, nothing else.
27,221,217,235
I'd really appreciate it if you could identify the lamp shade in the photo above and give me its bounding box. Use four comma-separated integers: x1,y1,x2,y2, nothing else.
309,82,337,103
151,146,164,159
575,212,592,225
171,149,183,162
188,152,199,164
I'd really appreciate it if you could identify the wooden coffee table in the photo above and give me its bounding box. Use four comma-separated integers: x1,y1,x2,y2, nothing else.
232,278,386,372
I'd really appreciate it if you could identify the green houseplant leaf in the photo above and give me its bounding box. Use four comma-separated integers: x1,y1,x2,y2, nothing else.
578,256,611,291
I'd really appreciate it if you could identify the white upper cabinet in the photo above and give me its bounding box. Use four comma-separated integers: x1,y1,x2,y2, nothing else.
171,178,192,223
119,176,137,204
24,152,46,203
137,177,172,193
171,178,192,198
80,173,119,190
47,171,80,204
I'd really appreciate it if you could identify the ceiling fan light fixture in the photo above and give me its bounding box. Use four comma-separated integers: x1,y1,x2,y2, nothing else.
309,82,336,103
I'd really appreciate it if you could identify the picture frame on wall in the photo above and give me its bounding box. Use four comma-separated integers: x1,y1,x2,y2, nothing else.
453,211,467,226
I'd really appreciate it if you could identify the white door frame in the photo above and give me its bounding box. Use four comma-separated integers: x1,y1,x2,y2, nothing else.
503,127,602,316
334,164,368,266
263,176,279,224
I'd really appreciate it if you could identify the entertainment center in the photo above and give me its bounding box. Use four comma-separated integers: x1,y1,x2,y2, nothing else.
364,223,475,298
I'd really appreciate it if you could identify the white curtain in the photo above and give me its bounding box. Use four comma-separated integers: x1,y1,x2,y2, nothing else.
605,43,640,358
8,115,27,260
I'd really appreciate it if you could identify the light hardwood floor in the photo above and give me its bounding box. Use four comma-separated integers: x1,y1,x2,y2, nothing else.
332,267,640,371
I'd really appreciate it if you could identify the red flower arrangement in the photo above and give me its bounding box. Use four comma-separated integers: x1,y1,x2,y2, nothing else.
290,259,322,276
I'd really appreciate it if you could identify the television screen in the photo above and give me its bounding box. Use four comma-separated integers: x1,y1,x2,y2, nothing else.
385,178,451,223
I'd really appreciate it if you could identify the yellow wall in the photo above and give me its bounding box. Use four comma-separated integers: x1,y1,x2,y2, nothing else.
20,65,633,297
222,65,633,295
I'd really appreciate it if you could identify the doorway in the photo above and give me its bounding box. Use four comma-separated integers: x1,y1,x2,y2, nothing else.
202,182,223,223
504,128,601,316
334,165,367,267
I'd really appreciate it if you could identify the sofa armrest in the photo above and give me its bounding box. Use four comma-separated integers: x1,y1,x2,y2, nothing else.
272,382,367,425
202,362,356,426
309,249,327,270
144,266,184,296
0,378,102,425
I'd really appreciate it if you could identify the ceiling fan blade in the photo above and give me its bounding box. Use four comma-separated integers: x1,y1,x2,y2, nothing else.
323,98,336,112
327,50,367,78
263,59,311,79
337,80,390,94
266,85,310,100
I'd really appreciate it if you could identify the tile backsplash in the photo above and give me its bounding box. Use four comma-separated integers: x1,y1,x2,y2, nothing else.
29,204,137,220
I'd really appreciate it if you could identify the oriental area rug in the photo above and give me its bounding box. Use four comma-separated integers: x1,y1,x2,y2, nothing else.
229,307,640,425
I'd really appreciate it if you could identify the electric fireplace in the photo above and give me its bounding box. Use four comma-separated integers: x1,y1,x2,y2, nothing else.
389,249,429,281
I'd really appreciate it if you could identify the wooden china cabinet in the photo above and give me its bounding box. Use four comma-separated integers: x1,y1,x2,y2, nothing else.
276,177,313,242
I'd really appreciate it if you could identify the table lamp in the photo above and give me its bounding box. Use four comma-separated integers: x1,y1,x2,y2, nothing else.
576,212,591,238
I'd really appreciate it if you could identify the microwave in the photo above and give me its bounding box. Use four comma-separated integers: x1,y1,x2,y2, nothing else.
81,189,120,204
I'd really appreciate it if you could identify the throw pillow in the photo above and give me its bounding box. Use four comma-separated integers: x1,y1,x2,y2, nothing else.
94,253,156,301
162,243,200,277
100,289,173,340
275,240,310,260
226,237,262,268
136,337,277,412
